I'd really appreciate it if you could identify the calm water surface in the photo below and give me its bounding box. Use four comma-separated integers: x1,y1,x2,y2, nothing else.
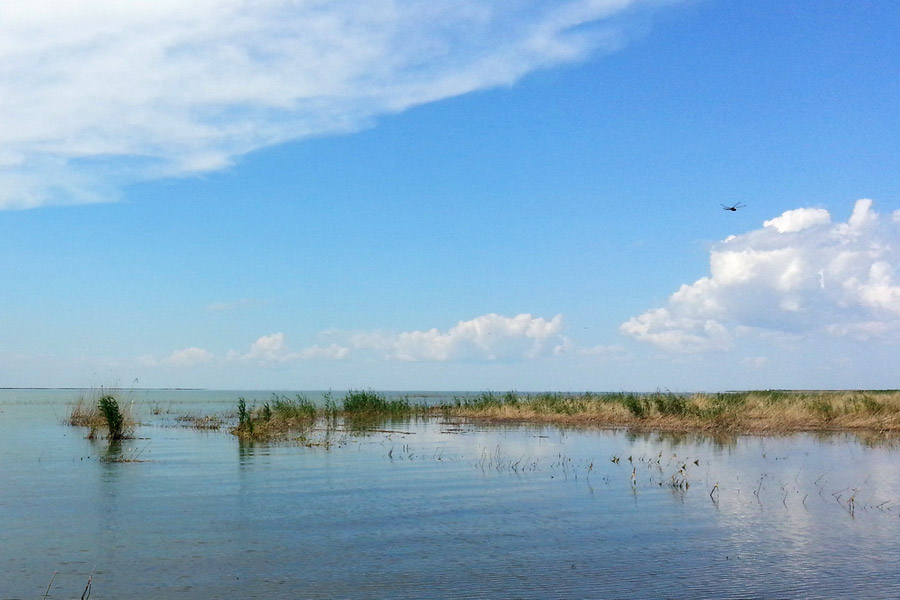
2,389,900,599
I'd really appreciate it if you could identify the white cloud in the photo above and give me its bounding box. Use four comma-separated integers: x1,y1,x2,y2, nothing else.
0,0,672,209
622,199,900,352
763,207,830,233
245,332,288,361
292,344,351,361
164,346,214,367
227,333,350,363
351,313,565,361
151,314,562,368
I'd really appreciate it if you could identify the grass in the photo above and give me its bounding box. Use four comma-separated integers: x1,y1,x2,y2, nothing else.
232,390,421,440
342,389,413,416
232,393,321,439
227,389,900,441
67,388,135,440
98,394,127,440
435,390,900,434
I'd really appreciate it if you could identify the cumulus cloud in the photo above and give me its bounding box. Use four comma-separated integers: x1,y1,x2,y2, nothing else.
622,199,900,352
763,207,831,233
351,313,565,361
244,332,289,362
149,313,562,369
163,346,214,367
228,333,350,363
0,0,672,209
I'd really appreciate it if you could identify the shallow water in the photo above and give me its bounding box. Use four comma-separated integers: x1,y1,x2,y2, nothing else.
3,389,900,599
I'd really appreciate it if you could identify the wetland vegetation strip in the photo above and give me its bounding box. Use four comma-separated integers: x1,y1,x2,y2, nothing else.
228,389,900,440
437,390,900,434
64,389,900,442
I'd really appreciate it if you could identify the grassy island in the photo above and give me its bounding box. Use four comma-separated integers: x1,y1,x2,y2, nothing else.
227,389,900,441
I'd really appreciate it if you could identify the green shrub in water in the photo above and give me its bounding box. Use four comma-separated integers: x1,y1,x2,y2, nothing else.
98,394,127,440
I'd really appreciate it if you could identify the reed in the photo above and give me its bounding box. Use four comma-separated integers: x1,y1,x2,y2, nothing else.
232,393,317,439
67,388,135,440
342,389,412,415
436,390,900,433
227,389,900,440
231,390,424,440
98,394,127,440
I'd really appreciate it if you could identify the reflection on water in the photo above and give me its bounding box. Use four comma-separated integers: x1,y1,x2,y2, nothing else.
2,389,900,599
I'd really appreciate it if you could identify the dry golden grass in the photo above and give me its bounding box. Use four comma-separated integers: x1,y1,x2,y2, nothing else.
66,391,137,439
433,390,900,434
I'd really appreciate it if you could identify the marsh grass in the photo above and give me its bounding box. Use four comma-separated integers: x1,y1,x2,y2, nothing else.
227,389,900,440
437,390,900,433
98,394,127,440
342,389,412,415
232,393,319,439
67,388,136,440
232,390,423,440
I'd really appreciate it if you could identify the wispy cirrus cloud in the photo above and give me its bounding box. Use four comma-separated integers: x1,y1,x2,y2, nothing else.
621,199,900,353
0,0,676,209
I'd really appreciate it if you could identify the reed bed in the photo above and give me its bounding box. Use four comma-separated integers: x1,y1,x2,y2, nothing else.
67,389,136,440
438,390,900,434
229,389,900,441
232,390,427,440
232,393,319,439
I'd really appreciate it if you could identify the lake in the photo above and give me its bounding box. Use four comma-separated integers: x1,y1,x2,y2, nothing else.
2,389,900,599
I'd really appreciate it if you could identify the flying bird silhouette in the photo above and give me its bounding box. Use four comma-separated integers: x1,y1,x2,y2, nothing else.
721,202,746,211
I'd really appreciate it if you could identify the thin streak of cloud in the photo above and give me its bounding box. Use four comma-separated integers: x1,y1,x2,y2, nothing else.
0,0,680,209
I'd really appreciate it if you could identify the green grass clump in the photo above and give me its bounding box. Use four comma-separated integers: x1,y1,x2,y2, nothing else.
452,391,521,410
233,394,318,439
272,393,317,420
98,394,128,440
342,390,411,415
68,389,135,440
652,391,692,417
622,394,651,419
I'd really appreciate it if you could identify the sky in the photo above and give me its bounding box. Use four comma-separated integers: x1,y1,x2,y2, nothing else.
1,0,899,391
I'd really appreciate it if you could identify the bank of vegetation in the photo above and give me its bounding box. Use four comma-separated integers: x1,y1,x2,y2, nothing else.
67,388,900,442
438,390,900,434
232,390,427,440
227,389,900,441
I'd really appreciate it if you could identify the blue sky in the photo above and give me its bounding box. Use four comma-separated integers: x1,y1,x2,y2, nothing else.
1,0,899,391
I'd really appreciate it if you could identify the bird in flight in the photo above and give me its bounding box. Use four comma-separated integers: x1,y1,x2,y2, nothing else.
721,202,746,211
